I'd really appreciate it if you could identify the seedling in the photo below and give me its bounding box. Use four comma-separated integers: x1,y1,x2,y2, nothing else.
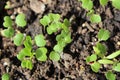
112,0,120,10
35,34,46,47
40,13,72,61
86,28,120,80
1,27,14,38
89,14,101,23
80,0,93,10
3,16,12,28
15,13,27,27
100,0,108,6
13,33,24,46
2,73,10,80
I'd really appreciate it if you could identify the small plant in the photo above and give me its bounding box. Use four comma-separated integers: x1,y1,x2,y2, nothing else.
15,13,27,27
86,28,120,80
40,13,72,61
2,73,10,80
13,33,24,46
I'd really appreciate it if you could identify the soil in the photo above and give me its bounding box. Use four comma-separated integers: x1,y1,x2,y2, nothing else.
0,0,120,80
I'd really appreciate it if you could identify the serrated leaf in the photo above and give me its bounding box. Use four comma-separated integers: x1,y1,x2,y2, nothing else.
1,27,14,38
113,63,120,72
98,29,110,41
100,0,108,6
91,62,101,72
112,0,120,10
15,13,27,27
35,34,46,47
35,47,47,61
90,14,101,23
3,16,12,28
105,71,116,80
49,51,60,61
13,33,24,46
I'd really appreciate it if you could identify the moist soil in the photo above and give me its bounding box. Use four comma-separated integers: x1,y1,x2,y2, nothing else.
0,0,120,80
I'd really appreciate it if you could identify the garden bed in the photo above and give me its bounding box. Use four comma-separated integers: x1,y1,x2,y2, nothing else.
0,0,120,80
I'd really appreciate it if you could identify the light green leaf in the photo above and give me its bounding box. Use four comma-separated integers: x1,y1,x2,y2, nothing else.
106,50,120,59
35,47,47,61
40,15,50,27
98,59,113,64
49,51,60,61
13,33,24,46
48,13,60,21
93,42,107,58
21,60,33,70
100,0,108,6
35,34,46,47
17,48,32,61
91,62,101,72
98,28,110,41
3,16,12,28
90,14,101,23
15,13,27,27
53,44,64,53
113,63,120,72
86,54,97,63
24,36,32,49
1,27,14,38
105,71,116,80
2,73,10,80
81,0,93,10
112,0,120,10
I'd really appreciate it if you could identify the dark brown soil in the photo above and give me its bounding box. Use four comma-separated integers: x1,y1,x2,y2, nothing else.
0,0,120,80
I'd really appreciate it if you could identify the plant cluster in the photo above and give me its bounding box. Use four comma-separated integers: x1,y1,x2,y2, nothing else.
86,29,120,80
78,0,120,23
1,13,71,70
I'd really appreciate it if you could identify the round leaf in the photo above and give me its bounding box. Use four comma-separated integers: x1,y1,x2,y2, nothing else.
112,0,120,10
49,51,60,61
105,71,116,80
13,33,24,46
2,73,10,80
35,34,46,47
15,13,27,27
91,62,101,72
90,14,101,23
35,47,47,61
3,16,12,28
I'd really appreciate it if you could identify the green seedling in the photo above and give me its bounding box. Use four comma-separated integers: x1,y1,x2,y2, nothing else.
80,0,93,10
17,36,33,69
105,71,116,80
35,34,46,47
98,28,110,41
13,33,24,46
40,13,71,61
49,51,60,61
100,0,108,6
86,28,120,80
112,0,120,10
35,47,47,61
4,1,11,9
90,14,101,23
2,73,10,80
40,13,62,34
15,13,27,27
1,27,14,38
3,16,12,28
